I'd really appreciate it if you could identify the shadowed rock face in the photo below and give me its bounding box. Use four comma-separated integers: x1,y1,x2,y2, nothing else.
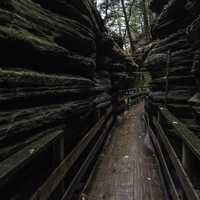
141,0,200,134
0,0,137,163
0,1,138,198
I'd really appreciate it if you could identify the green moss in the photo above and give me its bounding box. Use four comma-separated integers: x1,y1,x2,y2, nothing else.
0,68,61,86
0,25,55,47
0,68,92,87
161,109,200,160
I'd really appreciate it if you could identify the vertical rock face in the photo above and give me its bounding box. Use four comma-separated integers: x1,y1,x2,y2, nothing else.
142,0,200,134
0,0,138,199
0,0,136,170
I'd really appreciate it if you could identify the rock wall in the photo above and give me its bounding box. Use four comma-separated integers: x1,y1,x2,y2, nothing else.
143,0,200,135
0,1,137,198
0,0,137,160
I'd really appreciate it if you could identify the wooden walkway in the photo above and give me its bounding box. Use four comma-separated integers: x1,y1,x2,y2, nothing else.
84,103,164,200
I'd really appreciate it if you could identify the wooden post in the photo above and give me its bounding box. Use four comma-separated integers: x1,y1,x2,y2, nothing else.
182,144,200,189
51,135,65,198
59,136,65,194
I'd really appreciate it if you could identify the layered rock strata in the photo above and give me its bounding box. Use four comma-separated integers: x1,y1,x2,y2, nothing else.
0,1,137,198
143,0,200,134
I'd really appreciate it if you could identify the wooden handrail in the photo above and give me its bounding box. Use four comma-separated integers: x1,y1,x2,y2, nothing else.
0,127,63,188
145,99,200,200
153,118,199,200
158,106,200,161
31,106,112,200
145,116,180,200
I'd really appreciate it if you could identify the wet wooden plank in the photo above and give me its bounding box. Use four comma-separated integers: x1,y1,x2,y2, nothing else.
85,103,164,200
147,118,180,200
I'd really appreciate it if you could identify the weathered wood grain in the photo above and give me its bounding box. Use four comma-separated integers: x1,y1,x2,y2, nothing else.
85,103,164,200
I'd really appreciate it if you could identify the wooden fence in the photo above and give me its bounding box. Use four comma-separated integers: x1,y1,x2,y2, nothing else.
119,88,146,107
0,106,114,200
144,98,200,200
0,89,145,199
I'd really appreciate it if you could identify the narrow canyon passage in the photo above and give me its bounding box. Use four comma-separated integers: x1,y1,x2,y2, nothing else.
84,103,164,200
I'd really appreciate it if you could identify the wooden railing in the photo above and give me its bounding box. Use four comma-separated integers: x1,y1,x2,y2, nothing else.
0,89,146,199
31,107,113,200
144,99,200,200
0,106,115,200
119,88,146,107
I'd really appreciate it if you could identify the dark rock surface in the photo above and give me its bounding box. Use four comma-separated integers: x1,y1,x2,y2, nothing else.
140,0,200,135
0,1,137,197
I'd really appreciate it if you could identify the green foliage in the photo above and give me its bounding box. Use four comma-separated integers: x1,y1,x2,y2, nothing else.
98,0,152,50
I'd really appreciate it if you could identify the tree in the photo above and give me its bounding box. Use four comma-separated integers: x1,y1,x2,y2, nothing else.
121,0,135,55
97,0,153,53
141,0,150,40
93,0,97,8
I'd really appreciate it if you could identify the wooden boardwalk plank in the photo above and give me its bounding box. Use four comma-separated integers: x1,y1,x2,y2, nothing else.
85,103,164,200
